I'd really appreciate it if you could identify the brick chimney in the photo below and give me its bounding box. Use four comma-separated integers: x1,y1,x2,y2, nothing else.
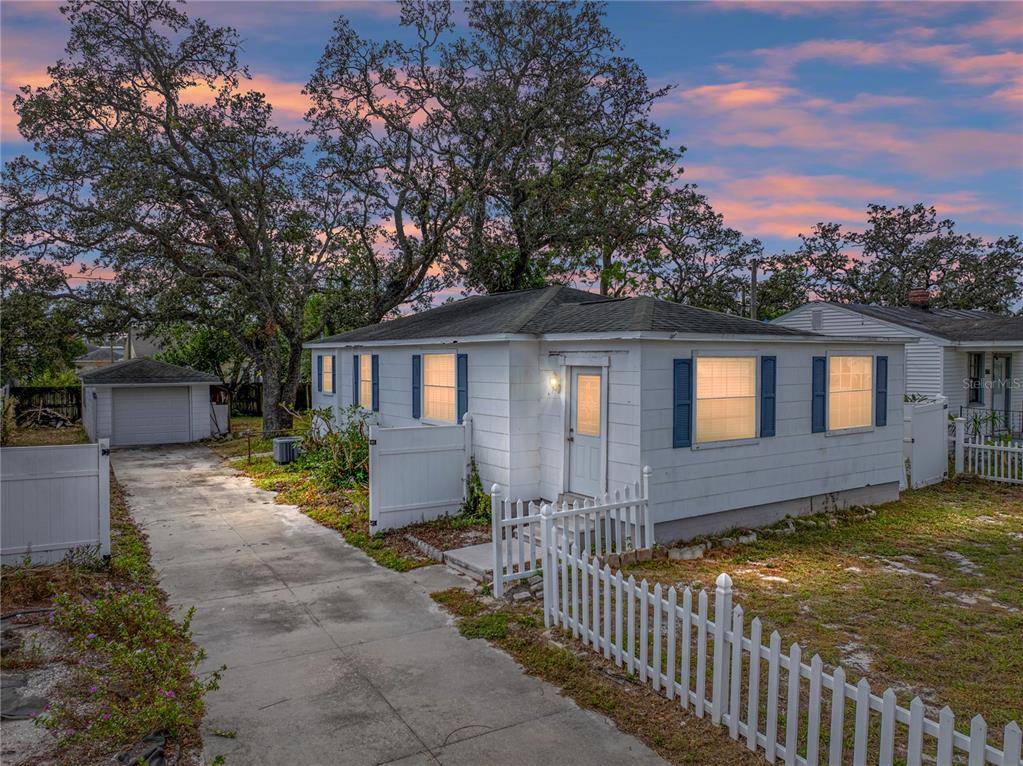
907,287,931,309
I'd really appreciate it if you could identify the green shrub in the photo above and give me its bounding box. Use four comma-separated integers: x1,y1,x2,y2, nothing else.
458,458,491,523
299,405,372,489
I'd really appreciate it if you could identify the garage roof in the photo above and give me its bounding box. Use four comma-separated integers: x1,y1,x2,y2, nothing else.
79,358,220,385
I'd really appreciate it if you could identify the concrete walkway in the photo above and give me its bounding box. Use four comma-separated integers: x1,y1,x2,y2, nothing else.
113,446,666,766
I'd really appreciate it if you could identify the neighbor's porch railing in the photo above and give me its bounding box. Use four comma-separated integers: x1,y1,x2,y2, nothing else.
953,417,1023,484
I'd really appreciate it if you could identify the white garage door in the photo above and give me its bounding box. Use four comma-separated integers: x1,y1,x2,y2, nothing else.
112,387,191,446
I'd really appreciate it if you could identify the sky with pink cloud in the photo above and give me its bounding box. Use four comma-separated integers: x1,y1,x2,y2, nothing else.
2,0,1021,261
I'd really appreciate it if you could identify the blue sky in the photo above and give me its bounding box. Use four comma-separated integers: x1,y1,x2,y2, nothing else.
3,0,1021,259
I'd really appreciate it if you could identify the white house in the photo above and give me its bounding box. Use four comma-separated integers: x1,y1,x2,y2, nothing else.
307,287,908,541
81,358,228,446
774,298,1023,438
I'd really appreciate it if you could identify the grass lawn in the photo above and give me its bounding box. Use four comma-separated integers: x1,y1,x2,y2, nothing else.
4,425,89,446
0,475,217,764
622,477,1023,730
207,413,306,459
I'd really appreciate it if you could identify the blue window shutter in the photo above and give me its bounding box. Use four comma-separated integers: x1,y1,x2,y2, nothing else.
760,356,777,437
456,353,468,423
811,356,827,433
875,356,888,427
673,358,693,448
316,355,323,393
330,355,336,395
411,355,422,419
352,354,359,406
371,354,380,411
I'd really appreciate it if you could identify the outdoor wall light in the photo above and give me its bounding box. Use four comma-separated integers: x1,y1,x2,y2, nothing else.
549,372,561,393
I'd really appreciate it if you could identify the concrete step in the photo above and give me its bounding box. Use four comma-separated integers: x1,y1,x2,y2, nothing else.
443,542,492,580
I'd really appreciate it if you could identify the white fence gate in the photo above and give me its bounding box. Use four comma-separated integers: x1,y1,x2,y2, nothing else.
903,398,949,489
540,544,1022,766
368,415,473,533
1,440,111,565
491,467,651,598
953,417,1023,485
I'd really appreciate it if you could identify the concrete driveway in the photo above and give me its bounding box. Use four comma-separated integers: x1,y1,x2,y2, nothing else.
113,446,666,766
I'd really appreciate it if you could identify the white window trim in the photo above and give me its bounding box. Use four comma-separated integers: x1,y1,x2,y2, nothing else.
321,354,335,396
691,350,761,450
824,351,876,436
420,351,458,425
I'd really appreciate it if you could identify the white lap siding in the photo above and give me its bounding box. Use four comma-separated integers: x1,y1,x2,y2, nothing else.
310,343,513,493
775,304,942,397
640,340,905,540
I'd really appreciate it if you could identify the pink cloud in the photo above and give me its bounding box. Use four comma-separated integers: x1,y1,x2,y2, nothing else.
959,4,1023,44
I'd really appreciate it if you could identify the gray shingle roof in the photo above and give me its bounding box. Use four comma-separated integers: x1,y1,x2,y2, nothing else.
79,358,220,385
76,346,124,363
833,303,1023,342
316,286,813,344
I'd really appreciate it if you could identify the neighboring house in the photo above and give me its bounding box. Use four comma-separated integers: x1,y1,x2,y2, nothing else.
774,297,1023,437
74,345,124,374
306,286,908,540
125,327,164,359
81,358,227,446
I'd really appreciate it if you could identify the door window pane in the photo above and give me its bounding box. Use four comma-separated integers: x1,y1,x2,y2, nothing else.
575,374,601,436
423,354,456,422
696,357,756,443
828,356,872,430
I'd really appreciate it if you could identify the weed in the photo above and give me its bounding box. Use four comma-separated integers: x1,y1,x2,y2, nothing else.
211,728,237,739
458,613,509,641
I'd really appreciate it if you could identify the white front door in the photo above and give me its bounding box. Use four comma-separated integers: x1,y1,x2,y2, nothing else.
568,367,604,497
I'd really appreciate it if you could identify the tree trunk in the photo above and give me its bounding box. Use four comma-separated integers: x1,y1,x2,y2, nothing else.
600,243,612,296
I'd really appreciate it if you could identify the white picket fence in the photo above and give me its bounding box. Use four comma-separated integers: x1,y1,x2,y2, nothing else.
490,467,652,598
539,541,1021,766
953,417,1023,485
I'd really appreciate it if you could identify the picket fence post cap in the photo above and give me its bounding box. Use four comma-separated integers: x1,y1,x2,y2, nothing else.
642,465,652,476
490,483,500,495
715,572,732,591
540,503,552,516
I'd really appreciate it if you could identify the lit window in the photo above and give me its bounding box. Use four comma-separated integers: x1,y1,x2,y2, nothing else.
360,355,372,408
321,355,334,394
423,354,456,422
696,357,756,443
828,356,872,430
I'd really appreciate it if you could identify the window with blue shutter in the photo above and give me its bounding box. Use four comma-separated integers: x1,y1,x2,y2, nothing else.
811,356,827,433
352,354,360,406
456,353,468,423
875,355,888,427
329,355,336,395
673,358,693,448
316,354,323,393
371,354,380,411
411,355,422,419
760,356,776,437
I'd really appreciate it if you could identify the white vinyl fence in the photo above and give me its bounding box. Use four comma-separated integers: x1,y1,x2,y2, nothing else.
1,440,111,565
953,417,1023,485
490,467,651,598
368,414,473,533
540,541,1021,766
903,398,949,489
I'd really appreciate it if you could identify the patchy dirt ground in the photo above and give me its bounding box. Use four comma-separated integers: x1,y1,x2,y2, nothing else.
623,477,1023,730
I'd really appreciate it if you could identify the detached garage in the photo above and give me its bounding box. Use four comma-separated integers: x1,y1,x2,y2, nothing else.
80,359,226,446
